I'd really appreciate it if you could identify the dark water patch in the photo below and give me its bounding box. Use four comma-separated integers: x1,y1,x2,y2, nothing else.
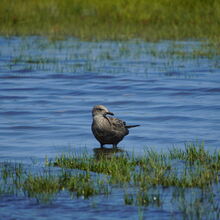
102,85,130,90
4,125,56,131
207,88,220,93
67,90,88,96
0,111,34,116
12,68,35,73
0,74,46,80
171,92,194,96
93,74,116,79
0,95,29,100
0,74,26,79
164,71,185,76
0,87,44,92
49,73,96,80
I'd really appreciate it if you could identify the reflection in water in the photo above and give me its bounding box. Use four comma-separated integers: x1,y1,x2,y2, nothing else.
93,147,125,159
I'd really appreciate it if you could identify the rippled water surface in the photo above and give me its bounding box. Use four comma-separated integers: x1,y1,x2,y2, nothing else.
0,37,220,219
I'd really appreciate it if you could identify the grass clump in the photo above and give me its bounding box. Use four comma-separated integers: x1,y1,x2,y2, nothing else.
0,163,24,194
53,153,134,183
51,142,220,190
169,142,211,163
169,142,220,171
0,0,220,41
0,164,110,203
59,171,110,198
23,174,60,203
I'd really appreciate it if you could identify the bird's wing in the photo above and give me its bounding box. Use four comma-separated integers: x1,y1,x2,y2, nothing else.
108,117,129,135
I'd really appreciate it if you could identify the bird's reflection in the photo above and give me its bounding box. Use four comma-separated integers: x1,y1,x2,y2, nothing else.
93,147,126,159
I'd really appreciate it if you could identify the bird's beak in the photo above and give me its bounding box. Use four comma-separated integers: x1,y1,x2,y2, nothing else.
106,111,114,116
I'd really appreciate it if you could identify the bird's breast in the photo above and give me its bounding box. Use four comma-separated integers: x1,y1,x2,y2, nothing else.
92,116,111,130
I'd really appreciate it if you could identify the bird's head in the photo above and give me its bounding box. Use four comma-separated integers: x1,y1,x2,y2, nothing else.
92,105,114,117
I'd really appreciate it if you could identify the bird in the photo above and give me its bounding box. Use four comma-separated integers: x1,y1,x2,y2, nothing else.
91,105,140,148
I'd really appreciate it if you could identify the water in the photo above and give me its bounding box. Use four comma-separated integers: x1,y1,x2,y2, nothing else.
0,37,220,219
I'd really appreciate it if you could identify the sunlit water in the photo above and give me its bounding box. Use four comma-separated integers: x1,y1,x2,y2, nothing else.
0,37,220,219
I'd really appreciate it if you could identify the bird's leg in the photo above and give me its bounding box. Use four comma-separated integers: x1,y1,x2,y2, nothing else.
112,144,117,149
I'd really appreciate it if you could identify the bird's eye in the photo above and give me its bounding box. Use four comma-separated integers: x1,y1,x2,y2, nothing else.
96,108,103,111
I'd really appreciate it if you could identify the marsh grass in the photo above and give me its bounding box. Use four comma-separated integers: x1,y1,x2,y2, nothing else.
1,143,220,218
53,152,134,183
0,162,111,203
5,37,220,78
172,187,220,220
51,143,220,192
11,55,57,65
169,142,220,171
0,0,220,42
23,174,60,203
0,163,24,195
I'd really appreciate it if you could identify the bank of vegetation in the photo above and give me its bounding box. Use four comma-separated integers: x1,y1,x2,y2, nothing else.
0,0,220,41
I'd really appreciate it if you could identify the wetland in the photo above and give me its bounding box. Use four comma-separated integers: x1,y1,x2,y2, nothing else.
0,37,220,219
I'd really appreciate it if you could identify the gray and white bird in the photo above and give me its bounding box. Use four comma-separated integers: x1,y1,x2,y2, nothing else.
91,105,139,148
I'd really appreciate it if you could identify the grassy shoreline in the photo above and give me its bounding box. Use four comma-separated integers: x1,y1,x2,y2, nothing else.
1,0,220,41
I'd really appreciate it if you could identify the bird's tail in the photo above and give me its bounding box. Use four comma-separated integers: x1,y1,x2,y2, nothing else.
126,125,140,129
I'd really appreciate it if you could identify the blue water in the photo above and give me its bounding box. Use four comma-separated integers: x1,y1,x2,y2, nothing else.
0,37,220,219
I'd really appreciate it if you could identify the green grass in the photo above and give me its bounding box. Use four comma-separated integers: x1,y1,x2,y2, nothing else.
0,163,110,203
53,152,134,183
1,143,220,219
23,174,60,203
51,143,220,189
0,0,220,41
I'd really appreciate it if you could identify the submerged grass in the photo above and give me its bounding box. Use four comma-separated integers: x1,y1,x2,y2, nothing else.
23,174,60,203
0,0,220,41
0,164,110,203
52,143,220,189
1,143,220,218
4,37,220,78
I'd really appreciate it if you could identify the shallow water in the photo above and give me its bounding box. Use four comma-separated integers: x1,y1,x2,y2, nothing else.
0,37,220,219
